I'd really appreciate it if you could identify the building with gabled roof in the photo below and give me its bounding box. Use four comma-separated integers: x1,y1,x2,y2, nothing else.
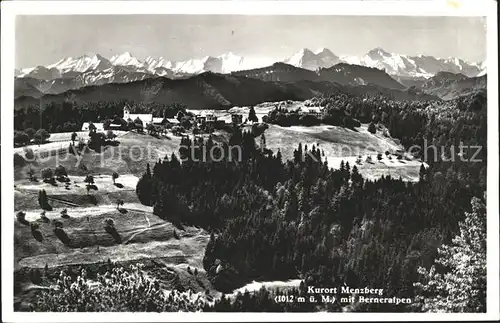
123,105,163,125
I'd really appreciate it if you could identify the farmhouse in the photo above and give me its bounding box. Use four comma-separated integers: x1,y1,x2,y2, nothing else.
300,106,322,117
165,118,180,126
278,100,295,108
205,114,217,123
194,111,219,124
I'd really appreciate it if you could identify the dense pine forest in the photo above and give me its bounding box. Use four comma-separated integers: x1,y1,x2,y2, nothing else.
134,90,487,312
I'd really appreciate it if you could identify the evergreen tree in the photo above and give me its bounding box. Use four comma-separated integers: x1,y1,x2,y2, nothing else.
413,196,486,312
38,189,51,210
276,149,282,163
71,132,77,144
368,122,377,134
38,190,44,209
112,172,119,184
419,164,427,182
136,164,153,206
248,106,258,123
351,165,363,186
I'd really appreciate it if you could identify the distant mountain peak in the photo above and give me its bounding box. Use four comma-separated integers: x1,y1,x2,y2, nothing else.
44,53,113,76
95,53,107,60
299,48,317,58
287,48,316,60
120,51,133,58
367,47,391,58
110,52,143,68
315,48,335,56
285,47,340,71
299,48,314,53
201,55,215,62
219,51,239,59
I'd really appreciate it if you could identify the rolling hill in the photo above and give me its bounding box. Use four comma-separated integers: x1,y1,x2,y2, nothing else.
233,62,405,89
318,63,405,89
231,62,320,82
14,72,440,111
421,72,487,100
14,78,44,99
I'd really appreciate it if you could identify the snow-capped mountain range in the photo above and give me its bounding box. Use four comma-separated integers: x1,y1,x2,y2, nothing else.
14,51,276,96
287,47,484,78
14,47,485,97
16,52,271,80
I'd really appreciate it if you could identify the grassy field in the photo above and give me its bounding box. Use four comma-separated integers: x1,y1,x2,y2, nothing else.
15,208,209,269
46,131,128,142
264,124,425,181
14,174,140,211
13,130,216,308
14,204,212,309
14,131,182,180
14,131,128,155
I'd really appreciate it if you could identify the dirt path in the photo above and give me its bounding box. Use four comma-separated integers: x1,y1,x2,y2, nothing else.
122,222,171,245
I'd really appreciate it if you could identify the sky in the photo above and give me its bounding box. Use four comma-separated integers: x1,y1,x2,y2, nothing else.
15,15,487,68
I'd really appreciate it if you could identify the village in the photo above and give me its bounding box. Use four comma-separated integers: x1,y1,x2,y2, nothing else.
81,102,324,134
13,101,326,153
81,105,243,134
14,99,419,178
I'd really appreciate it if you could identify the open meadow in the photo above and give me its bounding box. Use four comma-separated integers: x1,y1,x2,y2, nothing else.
264,124,426,181
15,131,182,180
13,130,215,309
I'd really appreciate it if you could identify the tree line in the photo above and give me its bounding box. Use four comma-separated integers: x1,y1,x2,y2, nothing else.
14,100,188,132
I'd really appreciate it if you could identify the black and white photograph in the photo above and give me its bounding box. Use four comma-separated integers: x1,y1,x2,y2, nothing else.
1,0,498,321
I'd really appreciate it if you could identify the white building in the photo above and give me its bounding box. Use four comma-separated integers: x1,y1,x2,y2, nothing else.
299,106,323,117
205,114,217,123
166,118,180,125
123,106,163,125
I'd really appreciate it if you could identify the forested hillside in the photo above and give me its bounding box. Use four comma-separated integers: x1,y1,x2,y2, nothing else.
133,90,486,311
